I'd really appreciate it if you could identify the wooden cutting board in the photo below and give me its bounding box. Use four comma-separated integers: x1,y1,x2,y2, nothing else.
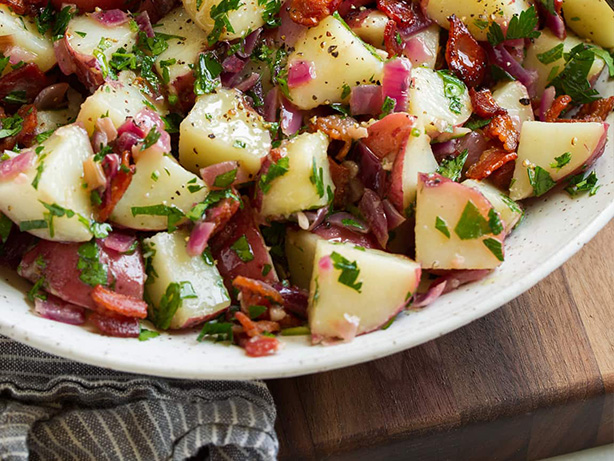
267,221,614,460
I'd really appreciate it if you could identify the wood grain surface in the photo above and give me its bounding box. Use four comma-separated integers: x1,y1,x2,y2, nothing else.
267,221,614,461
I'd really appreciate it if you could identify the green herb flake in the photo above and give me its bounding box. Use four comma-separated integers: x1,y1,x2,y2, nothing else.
248,304,267,319
193,52,223,95
309,157,325,198
341,218,365,231
341,83,351,99
262,264,272,276
550,152,572,170
527,165,556,197
4,90,27,105
487,6,540,46
197,319,234,342
464,116,492,131
0,212,11,243
131,204,185,232
454,200,492,240
154,281,197,330
138,328,160,341
213,168,238,188
537,43,564,65
437,70,465,115
233,139,246,149
436,149,468,182
19,220,48,232
27,277,47,302
435,216,450,238
330,251,362,293
231,235,254,262
379,96,396,119
142,127,161,150
207,0,244,45
0,113,23,139
259,156,289,193
483,238,504,261
565,171,600,197
77,241,108,287
488,208,504,235
280,326,310,336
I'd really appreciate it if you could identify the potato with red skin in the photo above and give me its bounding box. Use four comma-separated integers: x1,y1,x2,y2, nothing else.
51,0,137,11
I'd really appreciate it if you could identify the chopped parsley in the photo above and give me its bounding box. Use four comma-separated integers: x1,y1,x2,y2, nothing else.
259,156,289,193
154,281,197,330
262,264,272,276
437,70,465,115
488,208,504,235
27,277,47,302
142,126,161,150
0,212,11,243
280,326,310,336
537,44,565,65
248,304,267,319
131,204,185,232
207,0,244,45
454,201,495,240
52,6,74,42
260,0,282,28
252,44,290,98
527,165,556,197
197,318,234,342
435,216,450,238
483,238,504,261
565,171,600,197
341,83,351,99
550,152,572,170
19,220,47,232
213,168,238,188
341,218,365,231
379,96,396,119
31,154,47,190
464,116,492,131
40,202,75,238
230,235,254,262
309,157,326,199
0,113,23,139
77,241,108,287
193,52,223,95
186,189,241,221
4,90,27,105
34,129,54,144
436,150,468,182
330,251,362,293
138,328,160,341
487,6,540,46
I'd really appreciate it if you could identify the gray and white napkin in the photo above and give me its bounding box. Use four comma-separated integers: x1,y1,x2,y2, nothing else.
0,336,278,461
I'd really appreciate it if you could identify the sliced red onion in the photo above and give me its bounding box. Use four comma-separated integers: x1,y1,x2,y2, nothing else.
545,13,566,40
34,83,70,110
288,60,316,89
92,9,130,27
355,142,385,197
200,161,250,189
187,221,216,257
539,86,556,121
5,46,37,65
431,140,457,162
90,312,140,338
115,131,141,153
273,283,308,319
280,98,302,136
359,189,388,248
403,34,434,67
382,199,406,230
350,84,383,116
222,54,247,73
277,2,308,47
135,11,155,38
101,153,121,195
313,223,381,249
382,57,412,112
263,87,280,122
304,206,329,231
35,295,86,325
238,29,262,58
412,280,446,308
101,233,137,254
117,109,171,158
456,130,489,172
486,44,538,97
439,269,492,294
234,72,260,92
0,150,34,181
326,212,370,234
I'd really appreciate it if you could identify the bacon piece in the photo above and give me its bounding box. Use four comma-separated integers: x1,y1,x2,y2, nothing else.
544,95,572,122
362,112,415,159
488,160,515,190
205,195,241,234
445,15,487,88
0,63,49,105
308,115,367,160
244,334,281,357
233,275,284,309
98,150,134,222
383,20,404,57
289,0,342,26
575,96,614,122
0,0,45,15
469,88,506,119
466,148,518,180
235,311,281,337
328,159,351,207
91,285,148,319
90,312,140,338
0,104,38,151
484,114,519,152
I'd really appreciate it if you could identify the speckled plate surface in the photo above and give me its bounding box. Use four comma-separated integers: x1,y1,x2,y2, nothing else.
0,82,612,380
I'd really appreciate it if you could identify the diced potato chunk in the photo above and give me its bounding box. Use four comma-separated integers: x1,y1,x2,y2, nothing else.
66,14,136,63
260,132,334,218
182,0,266,41
179,88,271,176
143,230,230,329
524,30,606,98
111,154,208,230
287,14,384,110
408,67,472,135
562,0,614,49
77,71,167,135
415,173,505,270
286,229,322,290
492,81,534,132
350,10,389,49
154,6,208,85
423,0,532,41
0,5,56,72
510,121,608,200
308,240,421,342
0,124,95,242
462,180,523,234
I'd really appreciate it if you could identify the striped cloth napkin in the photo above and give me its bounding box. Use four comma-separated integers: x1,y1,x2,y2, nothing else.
0,336,278,461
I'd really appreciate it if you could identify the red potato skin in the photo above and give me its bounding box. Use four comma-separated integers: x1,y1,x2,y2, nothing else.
18,237,145,310
362,113,416,159
51,0,137,11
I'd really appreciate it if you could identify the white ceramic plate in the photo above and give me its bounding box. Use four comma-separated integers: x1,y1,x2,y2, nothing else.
1,83,613,381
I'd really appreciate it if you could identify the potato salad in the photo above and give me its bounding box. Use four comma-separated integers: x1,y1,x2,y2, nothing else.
0,0,611,356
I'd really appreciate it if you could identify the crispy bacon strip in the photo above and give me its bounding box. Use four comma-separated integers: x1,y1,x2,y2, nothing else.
0,0,45,15
484,114,519,152
233,275,284,307
328,159,351,208
383,20,403,57
466,148,518,180
0,104,38,151
0,63,49,105
445,15,487,88
289,0,342,26
575,96,614,122
544,95,572,122
91,285,148,319
308,115,367,160
488,161,516,190
235,311,281,337
205,194,241,233
98,150,134,222
244,335,281,357
469,88,507,119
